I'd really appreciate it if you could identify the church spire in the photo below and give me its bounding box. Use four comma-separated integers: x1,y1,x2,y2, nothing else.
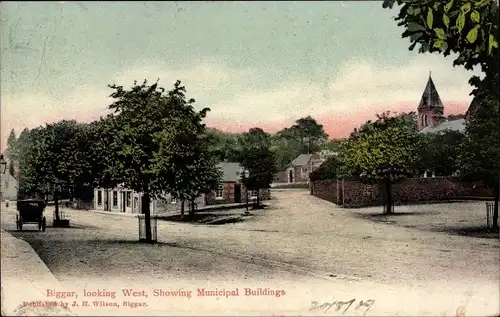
418,72,444,109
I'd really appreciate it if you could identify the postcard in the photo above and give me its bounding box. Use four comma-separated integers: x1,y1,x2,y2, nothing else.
1,1,499,316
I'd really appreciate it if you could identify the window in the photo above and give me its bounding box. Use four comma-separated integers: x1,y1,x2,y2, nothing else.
215,186,223,199
126,192,131,207
112,191,118,208
251,190,258,198
97,191,102,206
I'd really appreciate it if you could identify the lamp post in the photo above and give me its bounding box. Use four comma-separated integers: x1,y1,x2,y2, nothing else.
240,168,250,215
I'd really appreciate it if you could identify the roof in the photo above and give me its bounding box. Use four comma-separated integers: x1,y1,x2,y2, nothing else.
216,162,243,182
419,119,466,134
290,154,313,166
418,75,444,109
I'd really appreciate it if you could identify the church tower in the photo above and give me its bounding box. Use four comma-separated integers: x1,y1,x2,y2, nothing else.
417,72,445,131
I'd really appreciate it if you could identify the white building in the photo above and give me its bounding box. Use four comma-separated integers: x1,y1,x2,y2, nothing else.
93,185,157,214
1,168,18,202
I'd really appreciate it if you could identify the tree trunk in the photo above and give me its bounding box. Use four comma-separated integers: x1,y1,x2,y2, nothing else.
384,179,394,214
493,179,499,230
180,199,185,220
188,199,195,220
141,188,152,243
54,190,61,221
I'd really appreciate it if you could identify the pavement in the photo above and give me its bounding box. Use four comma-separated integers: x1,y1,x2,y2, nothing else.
1,229,76,316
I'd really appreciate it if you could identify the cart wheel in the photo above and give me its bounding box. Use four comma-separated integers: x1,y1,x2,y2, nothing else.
42,217,47,232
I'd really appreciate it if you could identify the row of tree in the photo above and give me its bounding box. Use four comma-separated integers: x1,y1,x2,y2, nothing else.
4,80,278,241
206,115,336,171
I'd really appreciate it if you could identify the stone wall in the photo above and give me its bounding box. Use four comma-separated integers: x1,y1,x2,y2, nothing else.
312,177,494,208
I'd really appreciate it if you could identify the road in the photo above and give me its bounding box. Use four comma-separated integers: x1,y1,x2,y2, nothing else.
1,190,498,316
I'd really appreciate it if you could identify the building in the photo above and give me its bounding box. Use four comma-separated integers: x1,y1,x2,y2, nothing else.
204,162,270,206
417,73,466,134
281,154,323,184
93,185,157,214
92,162,270,214
1,166,18,202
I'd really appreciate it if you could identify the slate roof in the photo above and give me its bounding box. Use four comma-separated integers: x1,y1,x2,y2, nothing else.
290,154,313,167
216,162,243,182
419,119,466,134
418,75,444,109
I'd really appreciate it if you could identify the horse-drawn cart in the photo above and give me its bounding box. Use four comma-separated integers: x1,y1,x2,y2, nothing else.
16,199,47,232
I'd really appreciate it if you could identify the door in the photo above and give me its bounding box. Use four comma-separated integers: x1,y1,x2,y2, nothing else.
288,169,294,183
234,184,241,203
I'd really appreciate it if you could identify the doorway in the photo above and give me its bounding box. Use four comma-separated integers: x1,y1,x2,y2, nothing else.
234,184,242,203
288,170,294,183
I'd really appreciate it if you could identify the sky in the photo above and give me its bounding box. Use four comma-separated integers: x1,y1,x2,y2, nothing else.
0,1,481,151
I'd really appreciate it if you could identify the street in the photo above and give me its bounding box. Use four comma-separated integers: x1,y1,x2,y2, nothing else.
1,190,499,316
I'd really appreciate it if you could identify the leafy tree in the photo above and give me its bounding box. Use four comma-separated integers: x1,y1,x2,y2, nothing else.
5,129,17,161
309,155,342,182
418,129,465,176
239,128,277,207
382,0,498,80
106,79,213,240
22,120,82,221
206,128,242,162
151,86,221,220
458,92,499,228
383,0,499,225
340,112,421,213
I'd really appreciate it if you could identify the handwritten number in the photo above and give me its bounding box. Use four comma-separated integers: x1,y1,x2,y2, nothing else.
356,299,376,316
312,298,375,315
309,301,319,311
342,299,356,314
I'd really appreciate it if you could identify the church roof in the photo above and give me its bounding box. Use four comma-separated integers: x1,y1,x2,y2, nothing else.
418,75,444,109
419,119,466,134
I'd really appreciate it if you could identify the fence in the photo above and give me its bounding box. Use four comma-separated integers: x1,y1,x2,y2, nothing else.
311,177,495,208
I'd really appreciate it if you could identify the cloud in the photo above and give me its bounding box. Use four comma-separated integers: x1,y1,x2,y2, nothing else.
1,54,478,150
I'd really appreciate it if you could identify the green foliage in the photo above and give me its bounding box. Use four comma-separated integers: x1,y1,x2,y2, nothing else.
239,128,277,192
458,91,500,186
206,128,242,162
383,0,499,78
309,156,342,182
5,129,17,161
418,129,465,176
340,112,421,183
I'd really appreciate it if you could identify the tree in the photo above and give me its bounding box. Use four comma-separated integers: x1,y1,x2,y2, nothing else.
309,155,342,182
5,129,17,161
106,79,212,241
458,92,499,228
383,0,499,225
239,128,277,207
382,0,498,81
21,120,82,222
151,89,221,220
418,130,465,176
340,112,421,214
206,128,242,162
